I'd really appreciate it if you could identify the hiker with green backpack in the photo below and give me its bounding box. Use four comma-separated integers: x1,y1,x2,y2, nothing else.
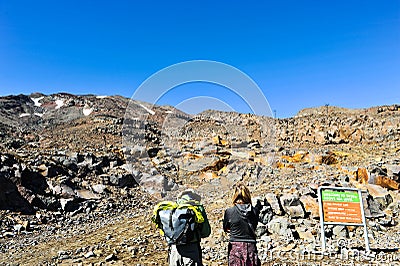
152,189,211,266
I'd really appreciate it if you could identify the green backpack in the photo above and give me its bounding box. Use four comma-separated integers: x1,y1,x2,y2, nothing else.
152,201,205,245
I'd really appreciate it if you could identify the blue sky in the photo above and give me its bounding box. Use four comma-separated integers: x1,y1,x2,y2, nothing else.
0,1,399,117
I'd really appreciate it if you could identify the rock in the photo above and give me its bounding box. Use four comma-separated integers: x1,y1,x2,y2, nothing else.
356,167,369,184
109,160,119,169
147,147,160,158
367,196,386,218
21,170,48,194
386,164,400,181
378,215,396,227
181,156,225,173
265,193,283,215
60,184,76,198
3,232,15,238
332,225,348,238
267,217,292,240
84,251,95,258
47,164,66,178
50,184,62,196
75,189,100,200
58,250,70,260
0,172,35,214
92,184,107,194
105,253,118,262
138,174,169,195
255,224,268,237
37,164,49,177
299,195,319,218
386,191,400,213
365,184,393,209
258,201,274,225
375,176,400,190
62,158,78,172
97,174,111,185
279,242,297,252
60,198,80,212
279,193,305,218
36,194,61,211
127,246,138,255
1,94,400,264
94,249,103,257
296,227,315,242
109,174,137,187
13,224,23,233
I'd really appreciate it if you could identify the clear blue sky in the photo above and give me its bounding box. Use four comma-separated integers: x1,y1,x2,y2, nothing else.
1,1,399,117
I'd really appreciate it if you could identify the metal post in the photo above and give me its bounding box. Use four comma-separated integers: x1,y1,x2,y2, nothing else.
358,189,370,253
318,187,326,252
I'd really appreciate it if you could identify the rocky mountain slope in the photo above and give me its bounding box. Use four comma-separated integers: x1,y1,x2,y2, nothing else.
0,93,399,265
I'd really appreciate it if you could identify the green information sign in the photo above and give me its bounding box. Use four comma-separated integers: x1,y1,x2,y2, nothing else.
318,187,370,253
321,190,360,203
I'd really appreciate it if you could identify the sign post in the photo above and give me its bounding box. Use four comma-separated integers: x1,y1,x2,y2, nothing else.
318,186,370,252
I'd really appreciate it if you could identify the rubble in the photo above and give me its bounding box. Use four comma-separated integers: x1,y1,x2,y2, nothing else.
0,94,399,264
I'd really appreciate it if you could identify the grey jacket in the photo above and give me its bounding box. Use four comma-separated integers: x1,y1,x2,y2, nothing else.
223,203,259,243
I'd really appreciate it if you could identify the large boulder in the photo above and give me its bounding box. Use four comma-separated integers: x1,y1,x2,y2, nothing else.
279,193,306,218
267,217,293,240
265,193,283,215
299,195,319,218
0,173,35,214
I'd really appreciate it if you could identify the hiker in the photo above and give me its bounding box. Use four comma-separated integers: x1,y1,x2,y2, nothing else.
152,189,211,266
223,182,261,266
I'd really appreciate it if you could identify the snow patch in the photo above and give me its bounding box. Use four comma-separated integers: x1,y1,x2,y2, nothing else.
31,97,44,107
139,104,155,115
165,110,173,114
55,99,64,109
83,107,93,116
96,95,108,99
19,113,31,118
34,112,44,117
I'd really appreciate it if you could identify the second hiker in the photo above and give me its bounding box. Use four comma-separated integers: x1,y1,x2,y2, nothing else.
223,181,261,266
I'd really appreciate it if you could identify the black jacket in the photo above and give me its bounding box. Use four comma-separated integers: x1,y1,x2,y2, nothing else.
223,203,259,243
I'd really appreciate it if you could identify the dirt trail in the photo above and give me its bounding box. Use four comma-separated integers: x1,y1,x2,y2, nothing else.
1,195,230,266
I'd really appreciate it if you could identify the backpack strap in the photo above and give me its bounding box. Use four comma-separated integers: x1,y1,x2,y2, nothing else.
152,201,178,229
169,209,174,231
175,209,193,242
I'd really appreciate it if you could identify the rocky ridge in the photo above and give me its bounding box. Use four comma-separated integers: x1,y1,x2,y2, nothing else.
0,93,399,265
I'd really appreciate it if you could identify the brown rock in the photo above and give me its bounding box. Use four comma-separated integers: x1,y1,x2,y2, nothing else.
75,189,100,200
350,128,364,142
299,195,319,218
356,168,369,184
375,176,400,190
297,228,314,242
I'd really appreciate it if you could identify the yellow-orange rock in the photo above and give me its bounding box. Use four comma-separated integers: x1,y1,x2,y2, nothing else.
356,168,369,184
375,176,400,190
300,195,319,218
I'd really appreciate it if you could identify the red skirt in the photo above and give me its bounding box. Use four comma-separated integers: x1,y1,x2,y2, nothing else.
228,242,260,266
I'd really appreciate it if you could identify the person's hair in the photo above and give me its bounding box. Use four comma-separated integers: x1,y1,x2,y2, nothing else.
232,181,252,205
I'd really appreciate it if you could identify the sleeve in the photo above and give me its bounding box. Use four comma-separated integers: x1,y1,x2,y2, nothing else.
199,205,211,238
223,209,230,232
